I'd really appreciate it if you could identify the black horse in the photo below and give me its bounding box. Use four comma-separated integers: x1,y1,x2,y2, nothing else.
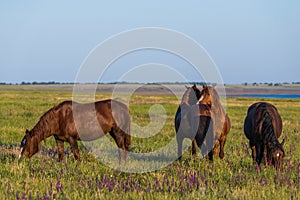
19,99,131,163
244,102,285,169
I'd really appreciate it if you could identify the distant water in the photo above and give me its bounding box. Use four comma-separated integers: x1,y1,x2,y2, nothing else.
228,94,300,99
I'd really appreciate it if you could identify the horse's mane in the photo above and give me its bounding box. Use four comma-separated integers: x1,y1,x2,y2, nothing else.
257,104,284,153
208,86,225,116
181,87,198,106
181,88,191,105
30,103,62,141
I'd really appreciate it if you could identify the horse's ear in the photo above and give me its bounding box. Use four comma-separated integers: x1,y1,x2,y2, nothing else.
26,129,30,134
281,139,285,146
185,85,189,89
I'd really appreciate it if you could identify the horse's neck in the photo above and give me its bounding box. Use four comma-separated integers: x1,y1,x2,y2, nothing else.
208,98,224,115
262,122,277,145
31,123,48,142
259,109,276,141
267,138,282,154
31,115,56,142
181,89,198,106
179,103,192,117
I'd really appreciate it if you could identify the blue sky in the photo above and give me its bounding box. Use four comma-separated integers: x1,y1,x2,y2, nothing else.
0,1,299,84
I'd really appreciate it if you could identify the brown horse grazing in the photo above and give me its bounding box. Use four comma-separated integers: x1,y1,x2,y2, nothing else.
244,102,285,169
19,99,131,163
174,85,213,160
198,85,231,160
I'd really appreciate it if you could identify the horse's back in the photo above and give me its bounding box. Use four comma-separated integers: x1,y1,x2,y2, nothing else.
57,99,130,140
254,103,282,137
244,102,282,140
93,99,130,131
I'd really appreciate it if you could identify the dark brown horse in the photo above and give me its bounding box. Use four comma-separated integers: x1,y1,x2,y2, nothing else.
244,102,285,168
198,85,231,160
19,99,131,163
174,84,213,160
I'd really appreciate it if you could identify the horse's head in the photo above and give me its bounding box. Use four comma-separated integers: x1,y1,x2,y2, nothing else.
19,129,40,159
191,84,201,100
199,85,212,107
267,139,285,169
181,84,201,106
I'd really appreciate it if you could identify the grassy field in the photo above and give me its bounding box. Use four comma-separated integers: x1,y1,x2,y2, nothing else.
0,85,299,199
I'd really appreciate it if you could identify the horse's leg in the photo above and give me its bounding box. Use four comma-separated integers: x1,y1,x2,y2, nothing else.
69,137,81,161
209,129,220,161
255,143,263,165
55,136,64,162
204,126,215,161
110,128,126,164
208,150,214,161
263,144,268,165
192,139,198,156
124,130,130,163
124,144,129,163
192,120,199,157
205,136,214,161
219,136,227,159
213,140,220,156
176,134,183,161
249,140,256,163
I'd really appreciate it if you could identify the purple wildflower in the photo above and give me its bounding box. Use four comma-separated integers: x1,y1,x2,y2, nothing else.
16,191,20,200
87,180,92,189
43,192,49,200
259,177,264,185
274,174,279,185
147,184,151,193
56,180,63,193
255,164,261,173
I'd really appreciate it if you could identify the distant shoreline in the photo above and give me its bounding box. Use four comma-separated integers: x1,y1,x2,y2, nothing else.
224,84,300,95
0,83,300,96
226,94,300,99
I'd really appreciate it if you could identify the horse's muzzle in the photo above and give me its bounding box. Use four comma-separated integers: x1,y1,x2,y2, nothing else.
18,147,24,159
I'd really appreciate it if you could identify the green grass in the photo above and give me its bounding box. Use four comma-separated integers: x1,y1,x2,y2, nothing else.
0,85,299,199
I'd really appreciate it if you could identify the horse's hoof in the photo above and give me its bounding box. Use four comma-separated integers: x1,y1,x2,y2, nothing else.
219,152,224,159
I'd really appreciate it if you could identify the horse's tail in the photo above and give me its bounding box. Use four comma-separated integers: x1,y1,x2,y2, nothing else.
124,108,131,151
124,124,131,150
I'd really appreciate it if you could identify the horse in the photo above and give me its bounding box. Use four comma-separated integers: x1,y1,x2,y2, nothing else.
174,84,213,160
198,85,231,160
244,102,285,169
19,99,131,163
